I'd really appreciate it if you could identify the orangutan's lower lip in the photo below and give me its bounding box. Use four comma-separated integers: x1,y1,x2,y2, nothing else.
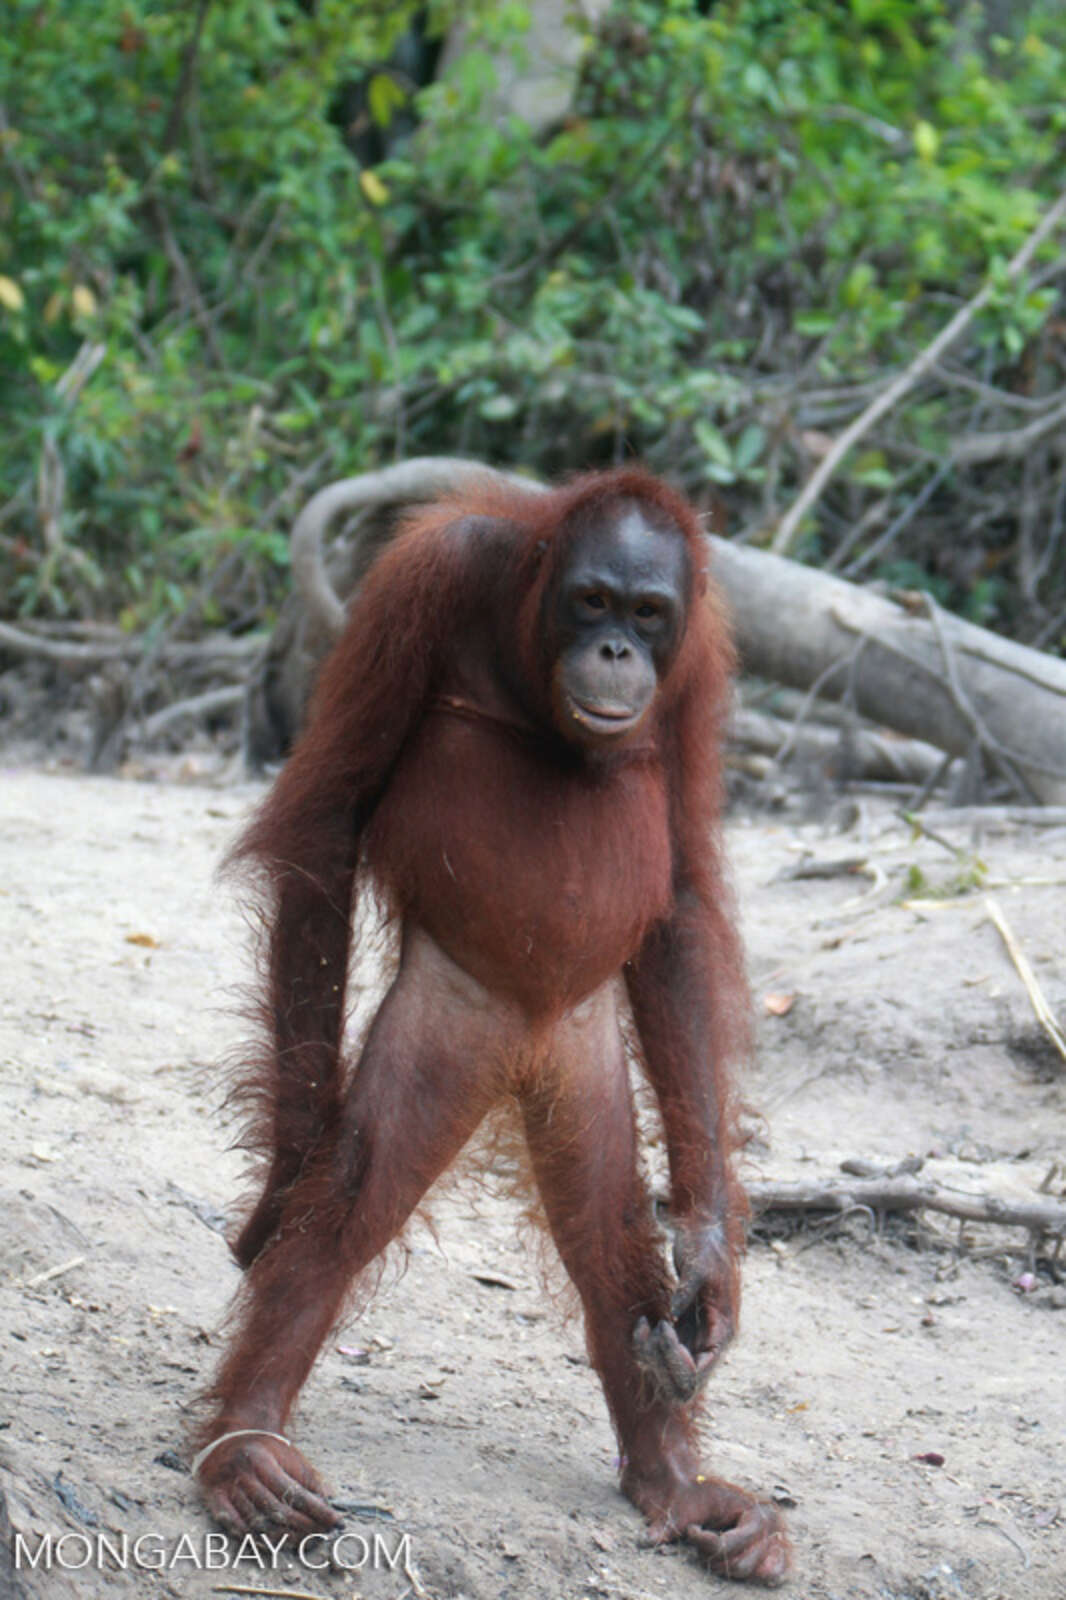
570,700,643,733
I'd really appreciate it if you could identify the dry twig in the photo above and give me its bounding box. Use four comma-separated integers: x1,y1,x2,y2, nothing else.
748,1176,1066,1235
985,895,1066,1063
141,685,242,740
24,1255,85,1289
915,805,1066,829
211,1587,324,1600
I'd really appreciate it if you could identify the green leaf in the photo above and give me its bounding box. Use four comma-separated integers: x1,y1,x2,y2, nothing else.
913,120,939,162
479,393,519,421
368,72,407,130
734,423,766,472
694,420,732,467
842,263,875,308
794,312,835,338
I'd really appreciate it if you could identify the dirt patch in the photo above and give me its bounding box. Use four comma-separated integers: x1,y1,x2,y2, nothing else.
0,768,1063,1599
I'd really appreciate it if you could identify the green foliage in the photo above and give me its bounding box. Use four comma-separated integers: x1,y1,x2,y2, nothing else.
0,0,436,621
903,853,987,899
1,0,1065,629
901,812,987,897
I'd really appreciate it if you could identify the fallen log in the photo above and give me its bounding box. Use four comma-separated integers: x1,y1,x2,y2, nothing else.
709,540,1066,804
730,706,949,787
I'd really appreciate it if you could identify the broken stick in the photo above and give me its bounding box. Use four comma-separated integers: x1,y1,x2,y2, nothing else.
747,1177,1066,1235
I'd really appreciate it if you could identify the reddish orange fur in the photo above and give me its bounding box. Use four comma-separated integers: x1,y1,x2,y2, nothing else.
195,468,789,1585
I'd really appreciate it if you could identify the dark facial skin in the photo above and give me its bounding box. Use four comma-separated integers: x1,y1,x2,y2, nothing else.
551,505,691,746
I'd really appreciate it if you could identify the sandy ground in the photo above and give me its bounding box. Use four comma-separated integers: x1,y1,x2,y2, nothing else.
0,764,1064,1600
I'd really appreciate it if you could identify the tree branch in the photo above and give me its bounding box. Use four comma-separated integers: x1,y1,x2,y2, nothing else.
951,394,1066,466
771,186,1066,555
160,0,213,156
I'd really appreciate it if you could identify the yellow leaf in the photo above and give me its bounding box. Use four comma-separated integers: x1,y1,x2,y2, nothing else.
71,284,97,318
913,120,939,162
359,169,389,206
44,290,66,325
0,275,25,311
